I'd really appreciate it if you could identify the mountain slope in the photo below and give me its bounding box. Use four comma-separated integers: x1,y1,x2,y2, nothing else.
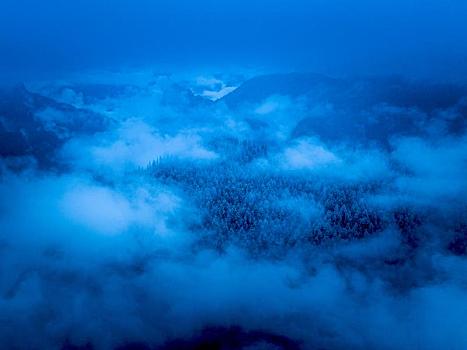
0,85,109,167
220,73,467,146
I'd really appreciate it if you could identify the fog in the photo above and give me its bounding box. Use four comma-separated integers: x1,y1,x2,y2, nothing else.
1,2,467,349
2,0,467,80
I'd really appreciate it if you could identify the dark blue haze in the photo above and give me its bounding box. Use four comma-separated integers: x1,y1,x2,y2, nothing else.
0,1,466,349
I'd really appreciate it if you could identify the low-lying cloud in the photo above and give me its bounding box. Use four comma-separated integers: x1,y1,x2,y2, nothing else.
0,70,466,350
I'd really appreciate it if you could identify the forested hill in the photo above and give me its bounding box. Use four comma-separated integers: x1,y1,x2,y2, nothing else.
220,73,467,147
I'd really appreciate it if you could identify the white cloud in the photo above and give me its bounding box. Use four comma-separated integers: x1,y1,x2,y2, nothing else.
195,76,224,88
255,100,280,115
392,136,467,202
61,184,132,235
254,95,293,115
62,119,217,173
281,139,340,170
60,182,182,236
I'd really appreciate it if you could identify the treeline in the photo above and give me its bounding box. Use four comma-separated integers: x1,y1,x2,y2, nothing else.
147,138,465,258
148,156,387,255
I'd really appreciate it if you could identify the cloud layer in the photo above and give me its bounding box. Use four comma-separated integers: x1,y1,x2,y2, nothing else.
0,70,466,350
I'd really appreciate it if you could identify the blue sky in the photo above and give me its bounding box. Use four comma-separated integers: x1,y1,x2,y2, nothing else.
1,0,467,80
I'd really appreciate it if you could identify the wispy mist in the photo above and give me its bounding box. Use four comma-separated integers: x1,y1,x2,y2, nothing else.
1,2,467,349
